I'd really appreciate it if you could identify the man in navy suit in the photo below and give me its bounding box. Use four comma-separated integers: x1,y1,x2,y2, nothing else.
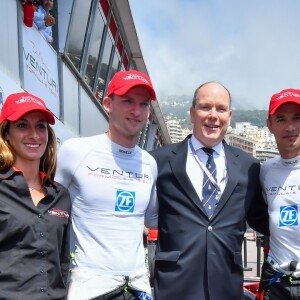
150,81,269,300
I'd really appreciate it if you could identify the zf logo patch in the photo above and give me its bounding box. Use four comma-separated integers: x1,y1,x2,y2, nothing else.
279,205,298,226
115,190,135,212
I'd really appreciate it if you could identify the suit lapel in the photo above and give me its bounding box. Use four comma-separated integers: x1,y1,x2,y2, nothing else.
167,139,241,218
169,138,206,213
211,143,240,218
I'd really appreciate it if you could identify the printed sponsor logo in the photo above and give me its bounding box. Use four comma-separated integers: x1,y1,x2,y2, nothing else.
118,149,132,155
87,166,151,180
123,73,149,84
283,160,298,165
115,190,135,212
135,291,153,300
265,185,300,196
23,46,58,94
276,91,300,101
48,208,69,219
266,185,300,192
279,205,298,226
16,95,44,106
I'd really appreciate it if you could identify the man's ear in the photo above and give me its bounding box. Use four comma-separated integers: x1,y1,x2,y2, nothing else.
103,96,112,114
266,118,273,134
190,106,195,125
228,109,232,126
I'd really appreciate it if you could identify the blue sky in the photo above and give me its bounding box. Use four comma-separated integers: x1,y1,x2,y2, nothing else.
129,0,300,109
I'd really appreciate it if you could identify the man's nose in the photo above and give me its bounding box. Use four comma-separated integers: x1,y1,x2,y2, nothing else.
286,122,296,132
209,107,217,117
131,104,141,115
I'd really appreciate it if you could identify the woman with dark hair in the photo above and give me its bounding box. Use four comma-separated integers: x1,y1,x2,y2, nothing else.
0,92,71,300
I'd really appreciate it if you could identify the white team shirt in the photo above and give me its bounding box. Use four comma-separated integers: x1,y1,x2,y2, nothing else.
260,155,300,267
55,134,158,276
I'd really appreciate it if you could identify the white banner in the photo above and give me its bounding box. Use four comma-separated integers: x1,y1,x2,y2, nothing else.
22,23,59,118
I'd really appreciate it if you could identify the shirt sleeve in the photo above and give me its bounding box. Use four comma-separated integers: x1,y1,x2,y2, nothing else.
60,208,71,285
259,161,269,204
144,157,158,228
144,182,158,228
34,11,46,29
55,139,77,189
246,161,270,236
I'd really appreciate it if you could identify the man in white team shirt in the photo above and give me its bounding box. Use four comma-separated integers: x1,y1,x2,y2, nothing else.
55,70,158,300
259,88,300,300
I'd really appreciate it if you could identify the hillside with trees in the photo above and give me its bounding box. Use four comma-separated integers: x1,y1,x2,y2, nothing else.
161,99,268,130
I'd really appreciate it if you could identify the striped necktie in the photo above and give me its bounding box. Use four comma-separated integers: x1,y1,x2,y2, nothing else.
202,148,218,218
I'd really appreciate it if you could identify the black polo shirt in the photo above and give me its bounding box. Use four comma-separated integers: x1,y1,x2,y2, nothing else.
0,168,71,300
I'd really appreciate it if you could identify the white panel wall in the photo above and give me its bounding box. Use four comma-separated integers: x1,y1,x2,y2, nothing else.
61,64,80,133
0,0,20,83
79,87,108,137
61,64,108,137
53,119,78,147
57,0,73,52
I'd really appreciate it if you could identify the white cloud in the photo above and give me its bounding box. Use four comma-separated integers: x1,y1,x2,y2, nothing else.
129,0,300,109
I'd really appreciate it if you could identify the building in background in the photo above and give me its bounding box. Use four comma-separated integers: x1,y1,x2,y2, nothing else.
225,134,256,157
235,122,252,136
235,122,275,144
1,0,171,148
166,119,184,143
255,143,279,163
230,122,278,162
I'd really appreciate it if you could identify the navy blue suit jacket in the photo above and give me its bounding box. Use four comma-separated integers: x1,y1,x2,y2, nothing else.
150,137,269,300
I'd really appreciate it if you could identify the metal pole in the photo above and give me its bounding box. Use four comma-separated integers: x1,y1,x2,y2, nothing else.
243,236,253,271
256,236,262,277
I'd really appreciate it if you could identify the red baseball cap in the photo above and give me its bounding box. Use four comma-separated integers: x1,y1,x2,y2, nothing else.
0,92,55,124
269,88,300,115
107,70,156,100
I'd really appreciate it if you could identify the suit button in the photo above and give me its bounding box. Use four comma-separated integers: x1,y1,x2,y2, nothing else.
208,226,213,232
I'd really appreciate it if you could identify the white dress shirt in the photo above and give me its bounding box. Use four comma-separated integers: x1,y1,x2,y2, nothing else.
186,135,228,201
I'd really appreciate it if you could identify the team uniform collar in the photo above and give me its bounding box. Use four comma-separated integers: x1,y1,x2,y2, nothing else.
104,133,137,157
280,155,300,167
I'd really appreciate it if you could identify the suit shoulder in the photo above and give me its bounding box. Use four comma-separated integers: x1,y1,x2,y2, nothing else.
150,140,185,159
226,144,259,164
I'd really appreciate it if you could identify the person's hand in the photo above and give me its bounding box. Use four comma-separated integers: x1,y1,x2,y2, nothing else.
45,14,55,27
279,261,300,277
143,226,149,236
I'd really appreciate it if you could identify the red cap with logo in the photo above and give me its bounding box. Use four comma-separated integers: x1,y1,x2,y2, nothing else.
0,92,55,124
107,70,156,100
269,88,300,115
